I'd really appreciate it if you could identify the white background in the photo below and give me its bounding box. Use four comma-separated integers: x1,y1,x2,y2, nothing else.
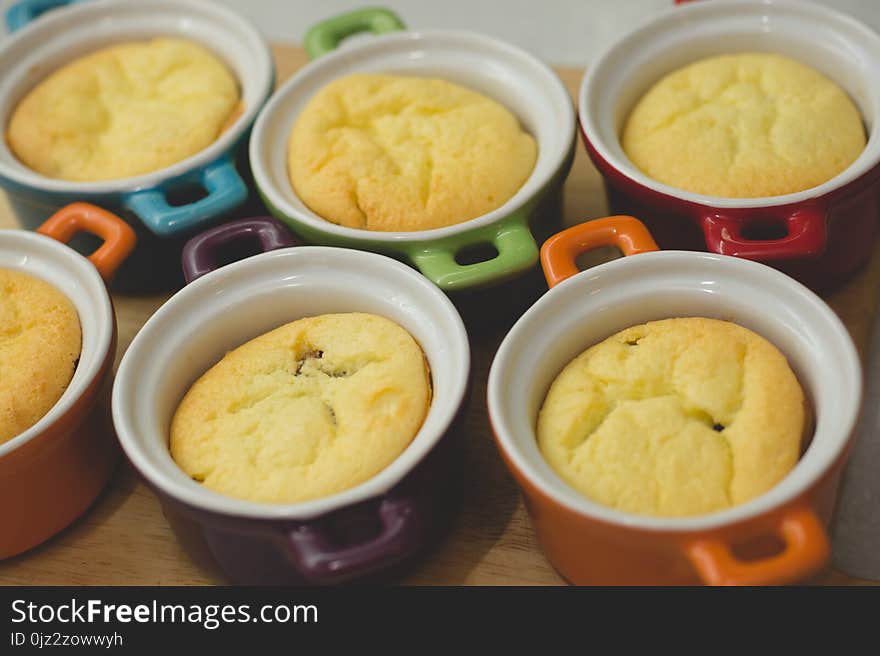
0,0,878,66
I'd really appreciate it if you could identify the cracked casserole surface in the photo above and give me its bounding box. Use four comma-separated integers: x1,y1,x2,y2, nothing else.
621,53,865,198
287,73,537,231
0,269,81,444
536,318,806,517
7,38,240,182
170,313,431,504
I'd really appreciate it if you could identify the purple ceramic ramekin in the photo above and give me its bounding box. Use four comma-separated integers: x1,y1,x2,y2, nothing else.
111,217,471,584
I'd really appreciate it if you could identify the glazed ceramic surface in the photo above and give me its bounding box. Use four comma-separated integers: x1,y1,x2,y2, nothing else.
489,216,862,585
251,7,575,292
0,203,134,558
579,0,880,288
113,229,471,584
0,0,273,290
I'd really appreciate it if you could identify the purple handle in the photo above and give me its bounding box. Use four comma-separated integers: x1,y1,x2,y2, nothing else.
287,496,422,584
182,216,297,283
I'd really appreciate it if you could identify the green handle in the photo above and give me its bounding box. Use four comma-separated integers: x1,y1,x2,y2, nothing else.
409,219,539,292
304,7,406,60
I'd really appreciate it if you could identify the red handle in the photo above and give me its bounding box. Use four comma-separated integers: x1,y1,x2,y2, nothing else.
701,206,827,261
287,496,422,584
685,504,830,586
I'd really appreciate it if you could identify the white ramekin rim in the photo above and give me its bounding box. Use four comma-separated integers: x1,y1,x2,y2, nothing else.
0,0,273,194
0,230,113,459
488,250,863,532
112,246,471,521
250,28,575,243
579,0,880,208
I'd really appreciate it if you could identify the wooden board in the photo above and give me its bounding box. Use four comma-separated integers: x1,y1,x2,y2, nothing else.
0,44,878,586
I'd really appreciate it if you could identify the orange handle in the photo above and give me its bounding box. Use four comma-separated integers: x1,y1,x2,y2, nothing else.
540,215,659,288
37,203,136,283
685,505,830,586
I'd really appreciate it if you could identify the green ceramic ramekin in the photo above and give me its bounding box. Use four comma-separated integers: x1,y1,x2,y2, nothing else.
250,8,575,292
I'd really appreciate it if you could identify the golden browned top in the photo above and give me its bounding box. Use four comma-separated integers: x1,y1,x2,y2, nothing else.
7,38,240,182
288,74,537,231
622,53,865,198
170,313,431,504
0,268,81,444
537,318,806,517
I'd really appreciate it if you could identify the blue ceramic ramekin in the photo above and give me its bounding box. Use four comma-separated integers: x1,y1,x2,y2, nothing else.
0,0,274,290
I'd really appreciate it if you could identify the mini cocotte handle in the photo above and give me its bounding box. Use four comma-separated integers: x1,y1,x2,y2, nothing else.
37,202,137,283
540,215,659,287
287,496,423,584
304,7,406,60
685,504,831,586
409,217,540,291
5,0,84,33
701,206,828,262
123,155,248,238
181,216,297,283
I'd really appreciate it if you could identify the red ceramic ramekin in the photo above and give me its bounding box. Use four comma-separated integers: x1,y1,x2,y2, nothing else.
579,0,880,289
112,217,471,584
0,203,135,558
489,215,862,585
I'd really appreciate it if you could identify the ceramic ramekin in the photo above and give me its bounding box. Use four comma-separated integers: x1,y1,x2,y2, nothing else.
579,0,880,290
0,202,135,558
250,7,575,292
112,217,471,584
0,0,273,291
489,215,863,585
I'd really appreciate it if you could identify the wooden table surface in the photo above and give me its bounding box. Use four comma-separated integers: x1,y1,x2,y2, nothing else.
0,44,878,586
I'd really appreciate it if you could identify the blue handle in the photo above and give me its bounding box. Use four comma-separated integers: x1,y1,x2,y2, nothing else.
5,0,83,33
123,156,248,237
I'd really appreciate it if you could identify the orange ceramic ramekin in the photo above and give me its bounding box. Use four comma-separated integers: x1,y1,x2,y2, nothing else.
488,216,863,585
0,203,135,558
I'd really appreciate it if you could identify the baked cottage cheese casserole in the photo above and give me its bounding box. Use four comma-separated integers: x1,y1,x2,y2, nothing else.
7,37,241,182
170,312,431,504
622,53,865,198
288,73,538,231
0,268,81,444
537,317,806,517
